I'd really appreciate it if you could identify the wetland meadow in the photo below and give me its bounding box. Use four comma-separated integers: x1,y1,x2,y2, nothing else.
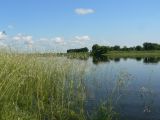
1,0,160,119
0,48,160,120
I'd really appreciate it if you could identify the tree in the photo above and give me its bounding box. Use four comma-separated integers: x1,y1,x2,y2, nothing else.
67,47,89,53
143,42,160,50
113,45,120,51
121,46,128,51
135,45,142,51
92,44,109,56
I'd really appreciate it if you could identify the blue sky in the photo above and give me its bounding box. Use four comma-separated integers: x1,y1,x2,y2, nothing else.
0,0,160,51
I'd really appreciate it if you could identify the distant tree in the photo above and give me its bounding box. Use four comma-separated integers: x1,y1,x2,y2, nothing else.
92,44,109,56
67,47,89,53
143,42,160,50
143,43,153,50
113,45,120,51
128,47,135,51
92,44,99,52
121,46,128,51
135,45,142,51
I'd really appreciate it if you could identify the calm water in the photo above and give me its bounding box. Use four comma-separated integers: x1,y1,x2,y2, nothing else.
73,56,160,120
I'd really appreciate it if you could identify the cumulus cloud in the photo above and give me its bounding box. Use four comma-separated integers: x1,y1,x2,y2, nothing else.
39,38,48,41
73,35,91,44
13,33,34,47
75,35,91,41
0,31,7,40
24,38,34,48
54,37,66,45
75,8,95,15
0,42,7,48
12,33,23,41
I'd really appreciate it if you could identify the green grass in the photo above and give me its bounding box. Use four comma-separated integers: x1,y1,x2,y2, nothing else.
104,51,160,58
0,52,87,120
66,53,90,60
0,51,121,120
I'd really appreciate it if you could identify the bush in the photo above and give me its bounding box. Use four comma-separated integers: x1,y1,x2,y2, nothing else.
67,47,89,53
92,44,109,56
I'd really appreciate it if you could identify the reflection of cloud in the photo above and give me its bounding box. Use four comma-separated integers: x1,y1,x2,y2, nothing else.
75,8,95,15
0,31,7,40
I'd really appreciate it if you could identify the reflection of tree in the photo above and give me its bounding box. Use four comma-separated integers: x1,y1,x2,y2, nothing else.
92,55,110,64
114,58,120,62
135,57,142,61
143,57,160,64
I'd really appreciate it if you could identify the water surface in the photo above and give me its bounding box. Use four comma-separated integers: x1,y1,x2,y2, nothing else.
74,56,160,120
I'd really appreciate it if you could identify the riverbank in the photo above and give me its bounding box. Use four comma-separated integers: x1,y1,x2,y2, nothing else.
104,51,160,58
0,52,119,120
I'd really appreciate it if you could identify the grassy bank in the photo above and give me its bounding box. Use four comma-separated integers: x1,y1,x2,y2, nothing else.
104,51,160,58
0,52,120,120
0,52,87,120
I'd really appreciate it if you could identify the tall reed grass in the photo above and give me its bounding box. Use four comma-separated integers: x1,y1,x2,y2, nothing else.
0,52,126,120
0,52,87,120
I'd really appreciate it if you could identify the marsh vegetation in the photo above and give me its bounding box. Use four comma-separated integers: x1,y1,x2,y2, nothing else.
0,50,160,120
0,51,130,120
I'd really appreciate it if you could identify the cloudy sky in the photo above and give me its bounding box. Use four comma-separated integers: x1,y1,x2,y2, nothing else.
0,0,160,52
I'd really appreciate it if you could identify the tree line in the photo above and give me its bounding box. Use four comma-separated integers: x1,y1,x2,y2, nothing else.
67,47,89,53
67,42,160,55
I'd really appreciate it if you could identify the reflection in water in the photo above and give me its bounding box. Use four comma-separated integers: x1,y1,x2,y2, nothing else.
91,55,160,64
114,58,121,62
65,56,160,119
135,57,142,61
143,57,160,64
85,69,132,119
66,54,160,64
92,55,110,64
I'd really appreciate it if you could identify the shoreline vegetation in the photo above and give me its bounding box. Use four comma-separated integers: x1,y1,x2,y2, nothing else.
104,51,160,57
0,51,122,120
1,42,160,120
66,42,160,58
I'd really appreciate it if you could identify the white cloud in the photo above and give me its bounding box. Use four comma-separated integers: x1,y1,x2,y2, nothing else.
0,31,7,40
0,42,7,48
39,38,48,41
70,35,91,45
75,35,91,41
24,38,34,47
54,37,66,45
12,33,23,41
12,33,34,47
75,8,95,15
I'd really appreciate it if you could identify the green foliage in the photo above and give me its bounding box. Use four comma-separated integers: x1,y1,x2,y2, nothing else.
0,52,87,120
67,52,89,60
92,44,110,56
93,103,119,120
143,42,160,50
0,52,120,120
135,45,142,51
67,47,89,53
112,46,120,51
